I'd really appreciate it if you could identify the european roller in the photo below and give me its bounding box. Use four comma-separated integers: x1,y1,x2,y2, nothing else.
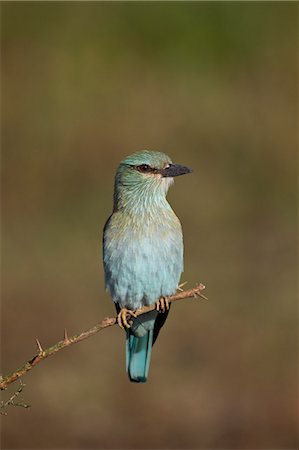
103,150,191,382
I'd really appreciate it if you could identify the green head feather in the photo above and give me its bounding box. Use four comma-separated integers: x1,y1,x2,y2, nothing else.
113,150,173,212
121,150,172,169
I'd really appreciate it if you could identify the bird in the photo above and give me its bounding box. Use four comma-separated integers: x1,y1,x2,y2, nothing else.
103,150,192,383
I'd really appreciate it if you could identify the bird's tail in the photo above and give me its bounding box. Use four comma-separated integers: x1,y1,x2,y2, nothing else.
126,330,153,383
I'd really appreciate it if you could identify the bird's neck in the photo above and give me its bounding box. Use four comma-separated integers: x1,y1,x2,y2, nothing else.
113,178,173,216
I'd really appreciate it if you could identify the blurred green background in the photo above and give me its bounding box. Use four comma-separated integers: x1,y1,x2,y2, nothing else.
1,2,297,449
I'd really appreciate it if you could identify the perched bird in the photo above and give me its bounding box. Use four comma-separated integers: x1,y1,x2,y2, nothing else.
103,150,192,382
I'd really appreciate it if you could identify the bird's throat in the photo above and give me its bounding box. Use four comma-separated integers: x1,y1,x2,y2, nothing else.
113,177,173,215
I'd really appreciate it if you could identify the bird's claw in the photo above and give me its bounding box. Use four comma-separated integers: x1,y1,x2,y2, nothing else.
117,308,137,330
155,296,170,313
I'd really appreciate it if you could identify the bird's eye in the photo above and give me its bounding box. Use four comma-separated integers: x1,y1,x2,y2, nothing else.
136,164,151,173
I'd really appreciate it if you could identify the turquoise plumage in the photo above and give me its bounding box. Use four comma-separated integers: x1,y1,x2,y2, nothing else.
103,150,191,382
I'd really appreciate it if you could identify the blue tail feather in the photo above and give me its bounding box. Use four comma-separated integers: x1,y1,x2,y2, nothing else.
126,330,153,383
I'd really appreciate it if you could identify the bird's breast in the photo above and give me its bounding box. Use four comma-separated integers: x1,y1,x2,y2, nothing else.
103,210,184,309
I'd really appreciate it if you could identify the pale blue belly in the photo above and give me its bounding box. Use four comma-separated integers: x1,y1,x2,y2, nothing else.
103,214,183,310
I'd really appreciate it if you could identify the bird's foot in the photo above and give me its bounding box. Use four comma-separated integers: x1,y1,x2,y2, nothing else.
155,296,170,313
117,308,137,330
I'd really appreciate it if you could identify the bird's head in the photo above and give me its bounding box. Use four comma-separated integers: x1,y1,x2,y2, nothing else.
113,150,192,211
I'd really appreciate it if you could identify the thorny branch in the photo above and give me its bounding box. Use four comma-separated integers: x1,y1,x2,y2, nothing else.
0,283,207,392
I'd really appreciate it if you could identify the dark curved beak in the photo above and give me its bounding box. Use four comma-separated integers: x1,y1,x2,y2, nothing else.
160,163,192,178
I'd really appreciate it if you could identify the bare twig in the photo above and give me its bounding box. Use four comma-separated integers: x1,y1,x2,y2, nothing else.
0,283,207,391
0,380,30,415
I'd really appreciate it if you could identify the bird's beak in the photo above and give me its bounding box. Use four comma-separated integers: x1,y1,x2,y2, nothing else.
160,163,192,178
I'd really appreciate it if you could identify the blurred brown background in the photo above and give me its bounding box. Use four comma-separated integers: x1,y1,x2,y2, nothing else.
1,2,298,449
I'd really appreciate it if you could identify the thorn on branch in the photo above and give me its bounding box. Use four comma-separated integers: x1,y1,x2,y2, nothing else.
63,328,70,344
196,283,208,300
178,281,188,291
35,338,43,354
